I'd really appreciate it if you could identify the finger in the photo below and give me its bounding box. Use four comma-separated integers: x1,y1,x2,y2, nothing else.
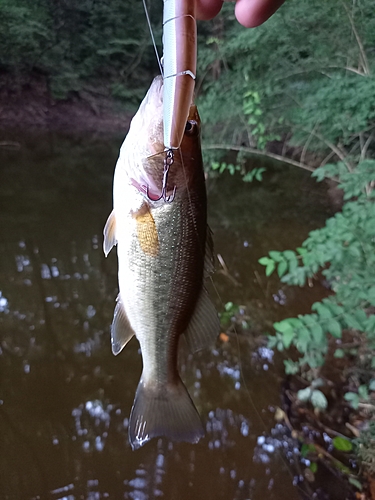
235,0,285,27
196,0,223,20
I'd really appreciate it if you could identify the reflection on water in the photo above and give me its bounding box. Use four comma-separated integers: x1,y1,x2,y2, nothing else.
0,132,338,499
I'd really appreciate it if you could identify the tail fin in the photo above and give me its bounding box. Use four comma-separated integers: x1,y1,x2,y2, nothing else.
128,376,205,450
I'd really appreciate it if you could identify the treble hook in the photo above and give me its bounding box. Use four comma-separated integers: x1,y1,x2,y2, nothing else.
145,149,177,203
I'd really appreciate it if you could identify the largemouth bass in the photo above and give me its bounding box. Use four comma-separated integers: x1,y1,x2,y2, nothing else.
103,76,219,450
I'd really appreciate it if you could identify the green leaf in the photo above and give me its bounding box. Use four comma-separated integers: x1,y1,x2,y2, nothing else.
269,251,282,261
277,260,288,277
369,379,375,391
284,359,299,374
311,390,328,411
258,256,272,266
344,392,360,409
310,323,324,343
301,443,316,457
332,436,353,452
295,325,310,353
265,260,276,276
358,384,369,400
267,335,278,349
312,302,332,320
287,255,299,273
255,167,265,181
274,320,293,335
327,319,342,338
288,318,303,329
282,330,295,349
367,288,375,306
348,478,362,491
343,313,362,331
284,250,296,260
274,320,296,348
297,387,312,402
334,348,345,358
296,247,307,256
310,462,318,473
242,171,256,182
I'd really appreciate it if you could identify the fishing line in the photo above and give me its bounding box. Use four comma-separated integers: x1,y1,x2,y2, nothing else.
142,0,164,77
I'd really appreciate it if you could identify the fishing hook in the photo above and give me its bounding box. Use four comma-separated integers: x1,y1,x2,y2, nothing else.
145,149,177,203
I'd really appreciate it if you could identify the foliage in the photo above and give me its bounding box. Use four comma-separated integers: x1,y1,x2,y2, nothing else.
219,301,239,328
0,1,50,70
297,386,328,411
219,302,250,331
296,378,328,411
0,0,161,99
242,90,281,149
210,160,265,182
261,159,375,380
345,386,367,410
299,436,356,485
197,0,375,166
356,422,375,476
288,75,375,149
333,437,353,453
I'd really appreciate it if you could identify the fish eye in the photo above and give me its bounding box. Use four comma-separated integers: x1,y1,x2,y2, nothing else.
185,120,198,136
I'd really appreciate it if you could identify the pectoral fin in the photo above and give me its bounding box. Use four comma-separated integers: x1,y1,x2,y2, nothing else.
184,288,220,353
103,210,117,257
111,295,135,355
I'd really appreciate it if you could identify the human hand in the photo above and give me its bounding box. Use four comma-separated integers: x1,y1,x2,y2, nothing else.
196,0,285,28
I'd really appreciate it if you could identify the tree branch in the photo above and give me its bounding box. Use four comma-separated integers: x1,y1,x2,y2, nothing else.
341,1,370,76
360,131,374,161
319,150,335,168
296,126,354,172
301,123,318,166
203,143,316,173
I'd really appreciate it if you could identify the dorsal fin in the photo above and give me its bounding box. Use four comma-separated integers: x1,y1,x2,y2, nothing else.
184,288,220,352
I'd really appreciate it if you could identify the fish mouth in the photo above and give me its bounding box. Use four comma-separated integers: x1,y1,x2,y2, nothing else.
130,176,175,202
130,177,153,197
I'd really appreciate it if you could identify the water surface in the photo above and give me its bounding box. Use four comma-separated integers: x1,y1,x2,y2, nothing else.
0,132,338,499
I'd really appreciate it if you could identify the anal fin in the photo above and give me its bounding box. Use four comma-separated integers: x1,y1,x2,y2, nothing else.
184,288,220,353
111,295,135,355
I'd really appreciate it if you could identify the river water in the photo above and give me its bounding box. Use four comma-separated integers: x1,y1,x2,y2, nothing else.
0,131,340,499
